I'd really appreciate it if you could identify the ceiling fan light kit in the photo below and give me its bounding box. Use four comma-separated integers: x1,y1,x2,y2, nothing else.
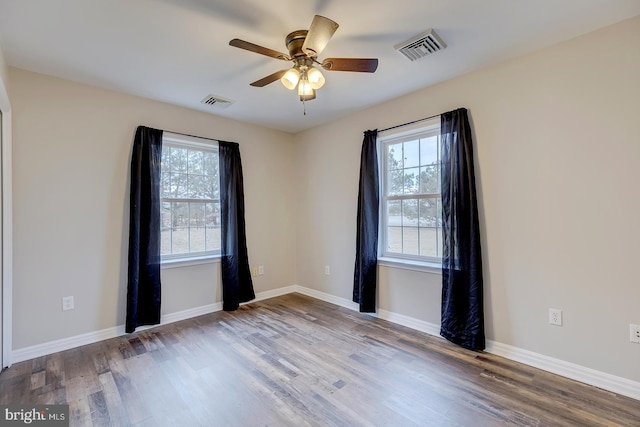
229,15,378,107
281,68,300,90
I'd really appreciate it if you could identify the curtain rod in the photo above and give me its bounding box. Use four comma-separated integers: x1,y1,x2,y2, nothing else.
378,113,441,133
163,129,218,142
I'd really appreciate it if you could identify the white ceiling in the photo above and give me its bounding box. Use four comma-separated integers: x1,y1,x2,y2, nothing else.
1,1,639,133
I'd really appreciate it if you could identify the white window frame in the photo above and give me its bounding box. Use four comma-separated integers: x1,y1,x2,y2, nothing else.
378,117,442,272
160,132,220,266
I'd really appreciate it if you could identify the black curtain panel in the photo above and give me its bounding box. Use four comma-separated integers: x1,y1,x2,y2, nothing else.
353,130,379,312
219,141,255,311
439,108,485,350
126,126,163,333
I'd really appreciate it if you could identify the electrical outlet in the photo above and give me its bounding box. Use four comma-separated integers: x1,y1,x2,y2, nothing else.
324,265,330,275
549,308,562,326
258,265,264,275
62,296,74,311
252,268,258,276
630,324,640,344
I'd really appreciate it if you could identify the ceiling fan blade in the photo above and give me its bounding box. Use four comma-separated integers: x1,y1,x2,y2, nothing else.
321,58,379,73
229,39,290,61
250,69,288,87
302,15,339,57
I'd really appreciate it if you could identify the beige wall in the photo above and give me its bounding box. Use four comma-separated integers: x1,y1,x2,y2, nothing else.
295,16,640,382
10,69,297,349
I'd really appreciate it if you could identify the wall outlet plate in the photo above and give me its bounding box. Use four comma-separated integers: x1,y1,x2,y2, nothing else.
549,308,562,326
62,296,74,311
630,324,640,344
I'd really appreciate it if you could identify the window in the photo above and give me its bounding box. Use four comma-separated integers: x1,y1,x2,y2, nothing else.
380,118,442,264
160,134,220,261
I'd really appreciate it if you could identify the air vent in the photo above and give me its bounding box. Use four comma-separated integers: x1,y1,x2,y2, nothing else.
200,94,234,109
395,29,446,62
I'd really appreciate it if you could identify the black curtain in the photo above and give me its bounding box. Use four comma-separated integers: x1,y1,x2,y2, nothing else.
440,108,485,350
219,141,255,311
353,130,379,312
126,126,163,333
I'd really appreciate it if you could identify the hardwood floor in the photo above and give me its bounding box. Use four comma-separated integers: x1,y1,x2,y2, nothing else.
1,293,639,426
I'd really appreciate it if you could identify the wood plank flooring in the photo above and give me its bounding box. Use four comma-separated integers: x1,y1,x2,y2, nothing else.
1,293,639,426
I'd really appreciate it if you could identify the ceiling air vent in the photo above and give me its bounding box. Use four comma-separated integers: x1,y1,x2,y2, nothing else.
395,29,446,62
200,94,234,109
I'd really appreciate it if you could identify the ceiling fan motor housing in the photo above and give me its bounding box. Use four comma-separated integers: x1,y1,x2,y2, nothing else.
286,30,310,58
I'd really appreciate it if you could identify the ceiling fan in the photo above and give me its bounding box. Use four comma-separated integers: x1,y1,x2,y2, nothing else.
229,15,378,102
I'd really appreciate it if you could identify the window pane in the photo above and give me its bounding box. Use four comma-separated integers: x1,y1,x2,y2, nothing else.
188,174,207,198
162,146,171,169
386,200,402,253
204,152,219,199
436,198,443,258
172,202,188,228
419,226,437,257
188,150,204,175
205,202,221,251
160,202,172,228
420,135,439,166
403,167,420,194
161,229,171,255
161,147,172,198
172,173,189,197
419,165,439,194
387,226,402,252
188,203,204,252
403,226,419,255
160,203,171,255
387,143,403,171
171,227,189,254
161,167,172,198
206,227,220,251
419,198,441,258
161,202,172,255
419,199,435,257
419,198,438,227
189,202,205,227
403,139,420,168
205,202,219,226
189,227,205,252
170,147,188,173
204,151,217,175
388,168,403,196
402,199,418,255
387,200,401,226
204,175,216,199
401,199,418,226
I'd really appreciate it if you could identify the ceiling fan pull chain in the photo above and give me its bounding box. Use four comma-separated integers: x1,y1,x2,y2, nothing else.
303,99,307,116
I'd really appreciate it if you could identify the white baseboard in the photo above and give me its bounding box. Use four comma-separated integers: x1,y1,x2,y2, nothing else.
377,308,441,337
12,284,640,401
293,285,360,311
293,286,442,336
485,340,640,401
293,285,640,401
12,286,297,364
12,325,126,364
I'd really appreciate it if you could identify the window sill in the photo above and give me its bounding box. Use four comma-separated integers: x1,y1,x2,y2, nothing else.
378,257,442,275
161,255,220,269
